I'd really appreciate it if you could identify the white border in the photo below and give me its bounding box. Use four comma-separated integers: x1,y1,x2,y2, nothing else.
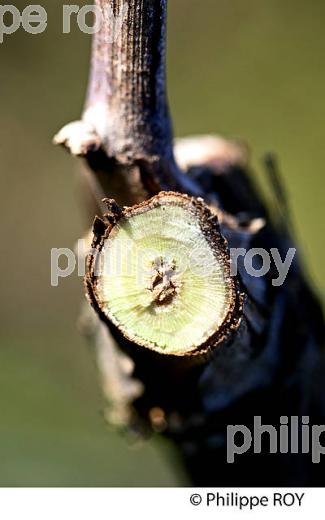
0,488,321,519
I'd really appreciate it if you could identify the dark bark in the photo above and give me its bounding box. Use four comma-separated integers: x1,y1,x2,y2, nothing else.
84,0,173,163
55,0,325,485
54,0,201,207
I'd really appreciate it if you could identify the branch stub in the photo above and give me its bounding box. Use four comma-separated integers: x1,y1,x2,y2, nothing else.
86,192,243,358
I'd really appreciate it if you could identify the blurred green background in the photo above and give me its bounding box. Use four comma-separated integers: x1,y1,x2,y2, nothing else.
0,0,324,486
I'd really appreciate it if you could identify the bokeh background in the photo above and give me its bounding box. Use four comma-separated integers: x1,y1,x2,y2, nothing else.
0,0,324,485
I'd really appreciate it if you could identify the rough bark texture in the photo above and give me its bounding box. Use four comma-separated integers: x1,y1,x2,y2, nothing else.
84,0,173,162
54,0,200,205
55,0,325,485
